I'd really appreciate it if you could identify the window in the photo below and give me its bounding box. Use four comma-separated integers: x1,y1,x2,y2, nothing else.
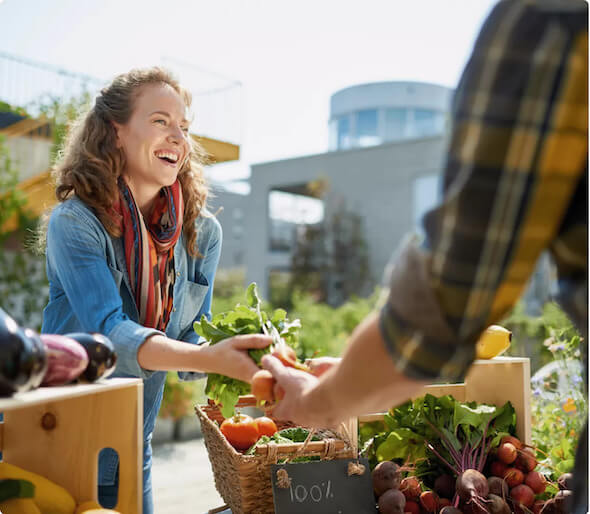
384,108,406,141
337,116,351,150
355,109,380,147
412,109,445,138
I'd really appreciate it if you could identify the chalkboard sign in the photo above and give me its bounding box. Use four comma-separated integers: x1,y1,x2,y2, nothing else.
270,458,377,514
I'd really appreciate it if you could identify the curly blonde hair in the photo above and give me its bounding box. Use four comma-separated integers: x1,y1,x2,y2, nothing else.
52,67,209,257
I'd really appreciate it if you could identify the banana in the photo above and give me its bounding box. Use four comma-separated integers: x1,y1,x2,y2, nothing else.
476,325,512,359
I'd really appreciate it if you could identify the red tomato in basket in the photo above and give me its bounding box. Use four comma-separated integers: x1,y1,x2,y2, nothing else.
255,416,278,437
220,414,260,451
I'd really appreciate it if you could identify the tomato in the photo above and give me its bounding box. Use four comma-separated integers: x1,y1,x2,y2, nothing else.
220,414,260,451
252,369,276,404
255,416,278,437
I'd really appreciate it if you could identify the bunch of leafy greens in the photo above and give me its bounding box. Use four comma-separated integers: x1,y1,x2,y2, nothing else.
193,283,301,418
360,394,516,486
245,427,322,462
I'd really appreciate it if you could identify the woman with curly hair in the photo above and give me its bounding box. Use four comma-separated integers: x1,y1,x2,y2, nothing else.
41,67,270,512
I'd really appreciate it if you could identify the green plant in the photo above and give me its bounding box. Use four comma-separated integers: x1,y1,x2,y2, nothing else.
159,372,207,421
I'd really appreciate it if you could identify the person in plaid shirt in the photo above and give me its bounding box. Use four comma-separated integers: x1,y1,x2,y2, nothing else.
263,0,587,511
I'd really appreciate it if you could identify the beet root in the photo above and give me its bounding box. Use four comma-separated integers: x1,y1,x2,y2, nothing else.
487,476,509,499
557,472,573,490
372,460,401,497
377,488,406,514
434,474,456,499
510,484,535,508
456,469,489,513
488,493,510,514
440,507,463,514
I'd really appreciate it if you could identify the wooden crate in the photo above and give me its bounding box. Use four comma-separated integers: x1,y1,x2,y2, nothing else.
0,378,143,513
359,357,531,444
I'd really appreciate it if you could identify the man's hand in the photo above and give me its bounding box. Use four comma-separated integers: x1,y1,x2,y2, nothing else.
261,354,327,427
305,356,341,377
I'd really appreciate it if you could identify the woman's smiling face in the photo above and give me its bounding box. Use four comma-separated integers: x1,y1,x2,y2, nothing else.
114,82,191,194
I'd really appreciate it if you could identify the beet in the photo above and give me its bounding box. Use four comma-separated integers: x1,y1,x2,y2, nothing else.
557,472,573,490
553,489,573,513
434,474,455,499
510,484,535,508
377,488,406,514
488,493,510,514
533,500,546,514
456,469,489,502
372,461,401,497
487,476,509,498
399,476,421,500
440,508,463,514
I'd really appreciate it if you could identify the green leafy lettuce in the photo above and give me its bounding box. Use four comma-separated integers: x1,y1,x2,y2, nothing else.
193,283,301,418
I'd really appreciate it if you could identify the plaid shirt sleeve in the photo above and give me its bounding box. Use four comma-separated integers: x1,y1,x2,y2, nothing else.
379,0,588,382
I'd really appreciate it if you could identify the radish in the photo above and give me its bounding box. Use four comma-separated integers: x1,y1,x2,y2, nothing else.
456,469,489,512
490,461,508,478
377,488,406,514
403,499,420,514
497,442,517,464
525,470,547,494
399,476,421,500
515,447,537,472
487,493,510,514
419,490,439,513
500,435,523,450
372,460,401,497
510,484,535,508
504,467,524,488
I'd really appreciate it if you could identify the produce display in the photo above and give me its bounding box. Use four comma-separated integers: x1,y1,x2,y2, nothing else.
193,283,307,418
360,394,575,513
0,308,47,396
0,307,118,395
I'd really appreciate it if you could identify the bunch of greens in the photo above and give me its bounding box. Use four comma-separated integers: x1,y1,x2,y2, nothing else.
360,394,516,485
245,427,322,462
193,283,301,418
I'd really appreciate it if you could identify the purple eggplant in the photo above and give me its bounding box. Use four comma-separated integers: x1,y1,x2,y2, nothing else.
64,332,117,382
40,334,89,386
0,308,48,396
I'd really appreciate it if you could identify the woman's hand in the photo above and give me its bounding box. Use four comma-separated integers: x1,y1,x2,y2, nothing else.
200,334,272,383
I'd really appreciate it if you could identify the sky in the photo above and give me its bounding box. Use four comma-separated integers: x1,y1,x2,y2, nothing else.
0,0,498,184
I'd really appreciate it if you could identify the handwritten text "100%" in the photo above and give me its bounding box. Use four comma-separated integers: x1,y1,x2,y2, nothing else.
288,480,334,503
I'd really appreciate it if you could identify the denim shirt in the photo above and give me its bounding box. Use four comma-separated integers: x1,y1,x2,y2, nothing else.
41,196,222,485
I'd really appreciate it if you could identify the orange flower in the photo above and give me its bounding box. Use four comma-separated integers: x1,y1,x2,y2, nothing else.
563,398,577,413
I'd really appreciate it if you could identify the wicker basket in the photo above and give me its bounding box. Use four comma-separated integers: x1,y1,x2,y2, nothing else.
195,395,357,514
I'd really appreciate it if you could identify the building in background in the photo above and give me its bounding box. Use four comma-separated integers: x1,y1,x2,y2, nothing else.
244,81,453,299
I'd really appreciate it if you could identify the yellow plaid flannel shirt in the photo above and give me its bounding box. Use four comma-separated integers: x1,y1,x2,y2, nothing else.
380,0,588,382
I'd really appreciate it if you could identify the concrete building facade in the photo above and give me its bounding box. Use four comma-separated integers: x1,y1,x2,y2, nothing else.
244,81,454,297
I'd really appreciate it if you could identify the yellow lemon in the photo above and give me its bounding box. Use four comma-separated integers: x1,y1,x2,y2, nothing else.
475,325,512,359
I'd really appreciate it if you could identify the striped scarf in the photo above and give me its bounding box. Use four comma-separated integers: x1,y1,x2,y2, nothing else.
113,180,184,331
